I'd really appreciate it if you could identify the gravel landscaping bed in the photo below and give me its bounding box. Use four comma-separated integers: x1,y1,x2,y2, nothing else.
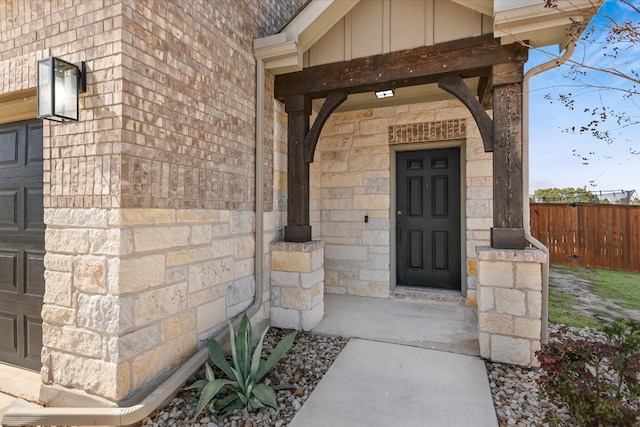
139,329,347,427
486,323,622,427
141,323,629,427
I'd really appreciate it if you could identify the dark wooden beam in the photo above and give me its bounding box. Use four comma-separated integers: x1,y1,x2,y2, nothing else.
492,61,526,86
481,43,527,112
438,74,493,152
304,91,348,163
476,75,492,109
491,80,525,249
284,94,312,243
275,34,523,100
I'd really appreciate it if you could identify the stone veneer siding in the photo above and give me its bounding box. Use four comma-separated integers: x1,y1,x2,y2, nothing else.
477,248,546,367
1,0,305,403
42,207,259,400
270,241,325,331
312,100,492,303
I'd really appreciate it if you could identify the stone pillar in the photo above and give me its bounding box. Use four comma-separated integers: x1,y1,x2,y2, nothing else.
477,247,546,367
270,241,324,330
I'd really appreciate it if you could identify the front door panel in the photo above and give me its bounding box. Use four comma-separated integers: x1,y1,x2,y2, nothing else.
396,148,461,290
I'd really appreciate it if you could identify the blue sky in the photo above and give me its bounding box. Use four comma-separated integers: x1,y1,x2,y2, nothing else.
527,0,640,194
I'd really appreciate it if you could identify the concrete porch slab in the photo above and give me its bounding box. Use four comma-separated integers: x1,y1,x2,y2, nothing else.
0,364,42,427
0,364,40,403
289,339,497,427
312,293,479,356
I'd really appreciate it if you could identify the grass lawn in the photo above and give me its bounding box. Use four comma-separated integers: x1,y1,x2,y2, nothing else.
548,288,602,329
590,269,640,311
553,265,640,311
548,265,640,328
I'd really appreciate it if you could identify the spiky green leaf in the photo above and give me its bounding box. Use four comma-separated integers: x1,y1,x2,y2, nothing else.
229,366,244,389
205,363,215,382
193,379,234,418
255,331,297,382
216,400,244,413
228,319,238,374
213,393,240,412
238,391,248,406
248,396,265,410
185,379,209,390
250,326,270,378
207,339,235,380
236,314,252,378
252,383,278,408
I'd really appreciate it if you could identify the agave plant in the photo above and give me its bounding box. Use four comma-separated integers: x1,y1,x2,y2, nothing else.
188,313,297,417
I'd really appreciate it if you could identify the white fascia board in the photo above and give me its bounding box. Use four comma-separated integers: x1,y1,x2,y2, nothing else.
494,0,603,47
495,16,581,48
264,54,305,74
253,0,359,74
282,0,360,50
253,35,303,74
450,0,493,16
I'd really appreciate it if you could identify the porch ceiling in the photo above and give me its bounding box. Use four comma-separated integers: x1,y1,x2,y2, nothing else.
313,77,480,113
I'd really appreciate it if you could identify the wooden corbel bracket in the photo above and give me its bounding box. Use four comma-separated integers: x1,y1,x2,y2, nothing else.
303,91,348,163
438,74,494,152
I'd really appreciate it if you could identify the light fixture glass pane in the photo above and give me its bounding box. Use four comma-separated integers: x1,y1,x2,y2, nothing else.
37,59,53,117
53,58,78,121
375,89,394,99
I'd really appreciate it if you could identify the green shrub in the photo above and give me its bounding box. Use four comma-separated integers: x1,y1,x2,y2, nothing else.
536,319,640,427
188,314,297,417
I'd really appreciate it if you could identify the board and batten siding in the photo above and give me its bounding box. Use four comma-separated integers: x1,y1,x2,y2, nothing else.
305,0,493,67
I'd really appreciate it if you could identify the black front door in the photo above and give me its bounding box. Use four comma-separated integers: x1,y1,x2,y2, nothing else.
396,148,461,290
0,120,45,370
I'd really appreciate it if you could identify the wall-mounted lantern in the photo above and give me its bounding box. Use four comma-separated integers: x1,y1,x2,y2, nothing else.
37,57,86,122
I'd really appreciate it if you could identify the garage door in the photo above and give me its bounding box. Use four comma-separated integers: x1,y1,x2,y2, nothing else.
0,120,44,371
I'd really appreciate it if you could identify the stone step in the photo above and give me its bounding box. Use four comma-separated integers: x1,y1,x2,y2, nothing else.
392,286,469,306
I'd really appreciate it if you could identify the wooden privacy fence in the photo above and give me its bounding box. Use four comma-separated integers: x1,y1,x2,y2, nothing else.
530,203,640,273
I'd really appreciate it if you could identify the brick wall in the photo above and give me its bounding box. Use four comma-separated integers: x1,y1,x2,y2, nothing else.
313,100,493,303
1,0,304,403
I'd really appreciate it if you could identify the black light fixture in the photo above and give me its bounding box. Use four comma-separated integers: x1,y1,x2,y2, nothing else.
37,57,86,122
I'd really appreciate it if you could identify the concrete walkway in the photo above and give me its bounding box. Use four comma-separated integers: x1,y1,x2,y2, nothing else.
314,293,480,355
290,339,497,427
290,293,497,427
1,293,495,427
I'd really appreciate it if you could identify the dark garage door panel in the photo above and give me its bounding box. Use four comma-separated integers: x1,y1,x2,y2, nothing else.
0,120,44,371
0,300,43,369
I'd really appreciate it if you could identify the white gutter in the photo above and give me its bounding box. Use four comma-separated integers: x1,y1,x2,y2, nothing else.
3,59,268,427
523,41,577,344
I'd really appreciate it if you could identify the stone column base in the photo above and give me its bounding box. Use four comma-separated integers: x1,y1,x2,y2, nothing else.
270,241,324,331
477,247,547,367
